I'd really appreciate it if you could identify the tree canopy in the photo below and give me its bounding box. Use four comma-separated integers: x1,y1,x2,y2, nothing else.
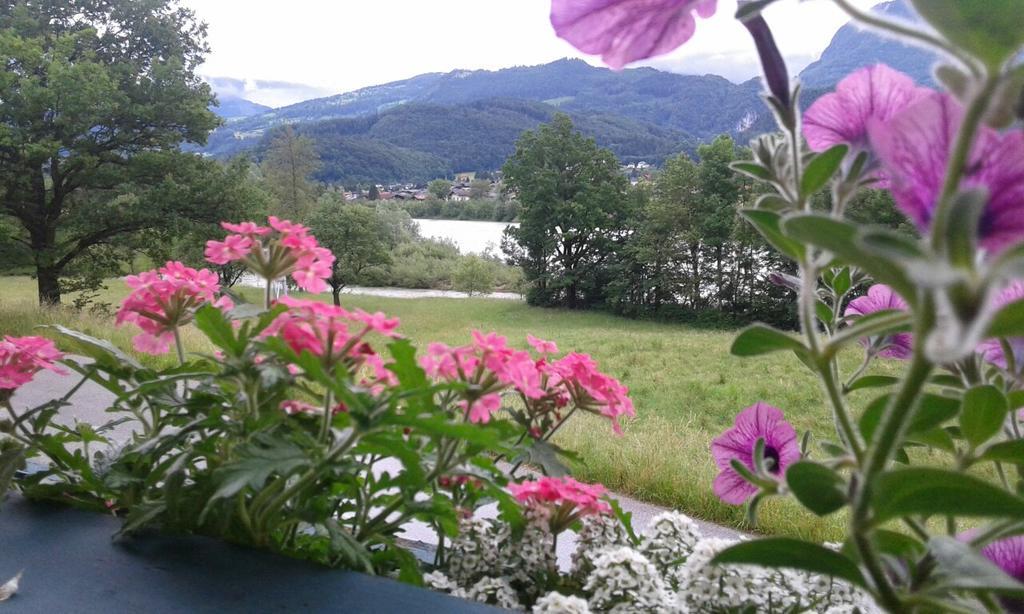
306,204,394,305
0,0,228,304
261,125,321,220
501,114,632,309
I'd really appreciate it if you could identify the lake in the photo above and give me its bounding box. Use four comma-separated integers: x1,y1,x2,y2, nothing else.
412,219,517,255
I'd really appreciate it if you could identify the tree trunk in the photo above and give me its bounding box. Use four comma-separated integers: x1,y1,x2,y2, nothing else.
331,286,342,306
36,265,61,305
30,215,62,305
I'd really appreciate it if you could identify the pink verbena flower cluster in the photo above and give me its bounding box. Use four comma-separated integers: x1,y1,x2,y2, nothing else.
264,297,399,384
420,332,635,431
0,336,65,392
116,261,233,355
205,217,335,293
805,64,1024,255
509,476,611,532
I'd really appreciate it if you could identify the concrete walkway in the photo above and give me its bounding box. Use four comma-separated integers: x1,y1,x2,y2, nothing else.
10,358,738,568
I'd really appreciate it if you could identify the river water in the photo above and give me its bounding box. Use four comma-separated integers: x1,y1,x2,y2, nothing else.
412,219,517,255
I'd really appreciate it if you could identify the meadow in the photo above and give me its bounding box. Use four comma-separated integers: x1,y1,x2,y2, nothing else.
0,276,907,542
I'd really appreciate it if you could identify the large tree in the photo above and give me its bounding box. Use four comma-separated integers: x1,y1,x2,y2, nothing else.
306,204,393,306
501,114,631,309
261,125,320,220
0,0,223,304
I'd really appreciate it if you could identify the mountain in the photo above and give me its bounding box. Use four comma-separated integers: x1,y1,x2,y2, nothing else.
198,59,766,162
212,96,272,119
196,1,941,184
281,99,696,185
798,1,937,88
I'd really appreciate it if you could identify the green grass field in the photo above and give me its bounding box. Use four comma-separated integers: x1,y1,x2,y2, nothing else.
0,275,907,542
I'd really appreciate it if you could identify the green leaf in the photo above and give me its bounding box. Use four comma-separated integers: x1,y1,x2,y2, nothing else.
928,536,1024,595
800,144,848,198
386,339,433,414
827,309,912,359
910,0,1024,67
846,375,900,392
207,436,311,503
784,214,916,304
987,299,1024,338
193,304,244,356
786,461,847,516
980,439,1024,464
713,538,866,588
0,444,26,505
832,267,852,297
731,324,807,358
47,325,142,369
873,468,1024,523
960,385,1009,448
860,393,959,442
521,438,570,477
730,161,772,181
741,209,805,261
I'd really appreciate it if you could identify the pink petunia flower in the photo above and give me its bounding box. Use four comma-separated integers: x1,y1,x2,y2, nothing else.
869,92,1024,254
711,401,799,505
116,261,231,355
804,64,930,153
551,0,716,70
0,336,66,391
977,281,1024,371
844,284,913,360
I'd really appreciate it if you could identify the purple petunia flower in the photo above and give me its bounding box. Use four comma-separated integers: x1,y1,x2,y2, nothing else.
550,0,717,70
978,281,1024,371
804,64,931,153
711,401,799,505
869,92,1024,254
982,535,1024,584
845,284,913,360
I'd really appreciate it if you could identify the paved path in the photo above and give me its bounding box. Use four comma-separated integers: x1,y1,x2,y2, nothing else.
10,358,738,568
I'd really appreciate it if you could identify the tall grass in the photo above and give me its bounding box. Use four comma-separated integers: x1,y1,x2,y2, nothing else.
1,275,905,541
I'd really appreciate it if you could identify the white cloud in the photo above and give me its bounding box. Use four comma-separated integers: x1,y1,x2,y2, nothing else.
183,0,879,106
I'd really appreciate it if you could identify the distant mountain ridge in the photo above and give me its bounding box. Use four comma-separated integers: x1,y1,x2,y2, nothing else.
294,98,697,185
196,1,939,184
799,0,936,87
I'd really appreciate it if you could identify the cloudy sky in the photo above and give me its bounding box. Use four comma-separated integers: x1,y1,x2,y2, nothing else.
182,0,879,107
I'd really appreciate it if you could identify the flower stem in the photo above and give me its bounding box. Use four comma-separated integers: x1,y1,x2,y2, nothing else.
264,278,273,310
319,390,334,443
172,325,186,366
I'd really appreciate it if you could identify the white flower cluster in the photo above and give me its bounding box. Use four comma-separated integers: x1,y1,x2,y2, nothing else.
638,511,701,583
533,592,592,614
431,507,556,607
584,546,674,612
427,509,881,613
674,537,877,613
571,513,631,581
